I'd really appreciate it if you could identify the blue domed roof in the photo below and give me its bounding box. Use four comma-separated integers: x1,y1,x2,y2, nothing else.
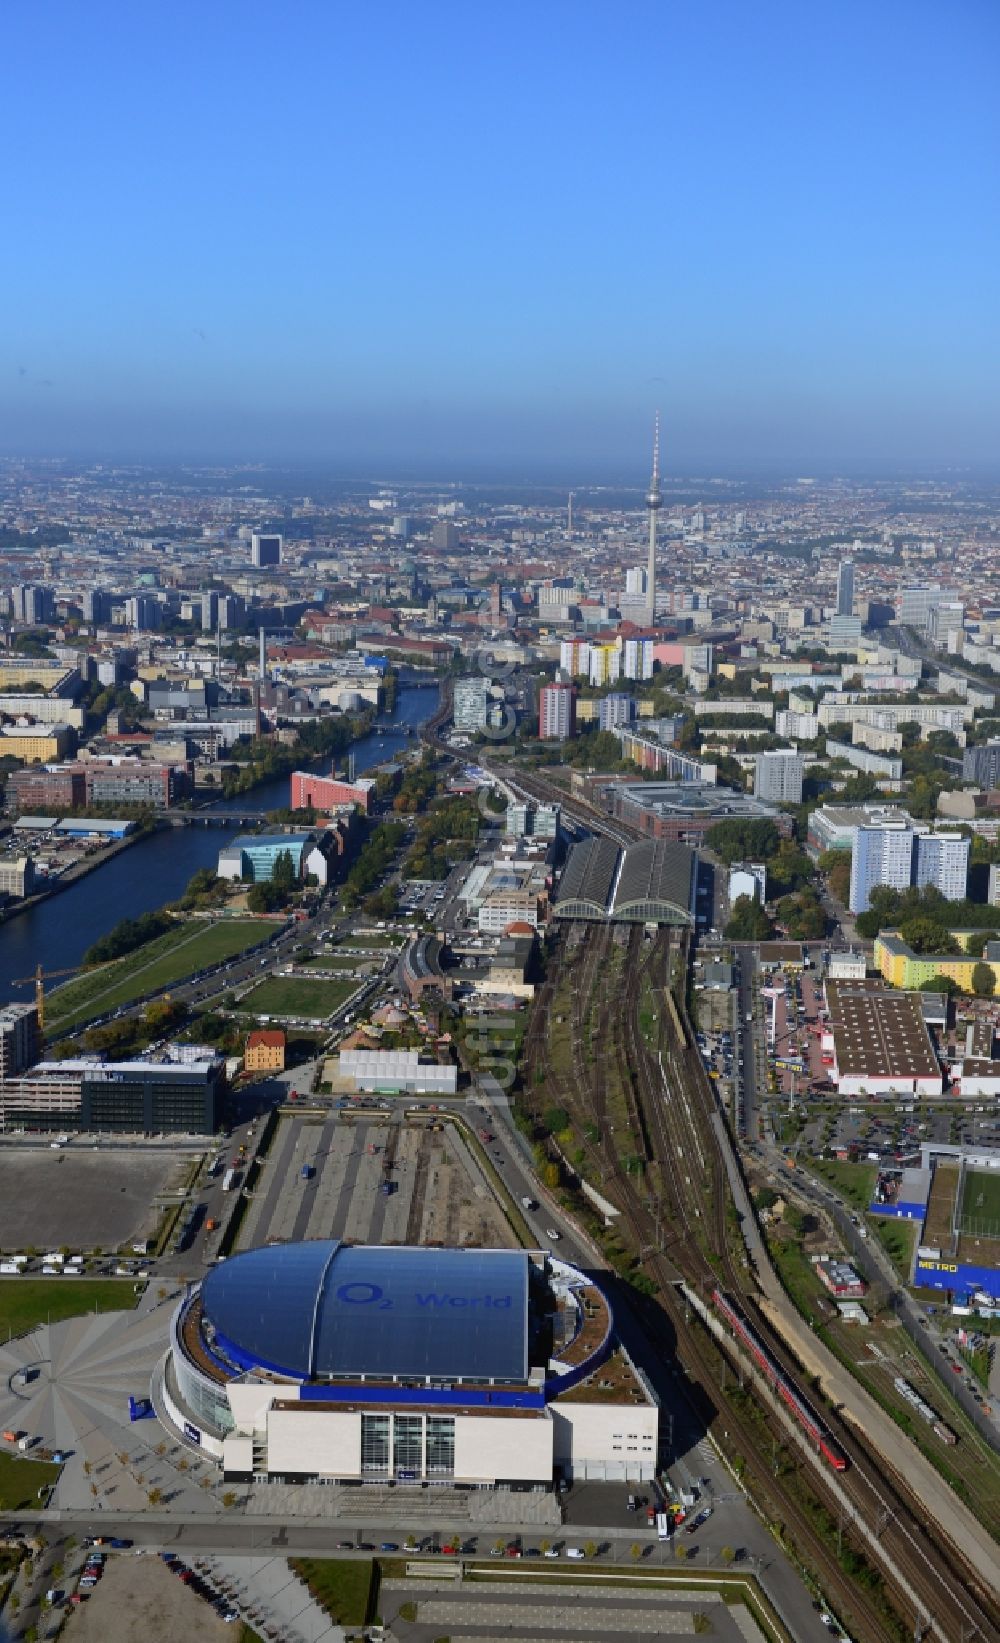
200,1240,529,1382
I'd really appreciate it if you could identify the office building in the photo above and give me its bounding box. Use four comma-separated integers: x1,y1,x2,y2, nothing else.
432,520,460,551
452,676,489,734
990,864,1000,909
505,802,560,840
927,602,964,646
13,584,56,626
753,750,804,804
836,558,854,618
962,741,1000,789
251,533,282,567
217,833,313,883
0,1051,223,1133
538,682,576,741
290,771,375,815
897,586,942,630
7,764,87,812
201,591,219,632
124,595,160,631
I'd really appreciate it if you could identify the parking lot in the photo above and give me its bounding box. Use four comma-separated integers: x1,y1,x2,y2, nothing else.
0,1147,188,1252
238,1112,516,1251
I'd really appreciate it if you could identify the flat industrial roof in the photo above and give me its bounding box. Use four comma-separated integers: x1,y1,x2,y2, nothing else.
825,981,940,1082
201,1240,529,1382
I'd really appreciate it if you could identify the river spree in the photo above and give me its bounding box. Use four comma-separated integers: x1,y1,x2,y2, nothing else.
0,684,437,1000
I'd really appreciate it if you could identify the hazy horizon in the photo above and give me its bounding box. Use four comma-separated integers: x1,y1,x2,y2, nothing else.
3,1,998,469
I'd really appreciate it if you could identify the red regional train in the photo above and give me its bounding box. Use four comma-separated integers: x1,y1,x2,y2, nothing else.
712,1288,848,1471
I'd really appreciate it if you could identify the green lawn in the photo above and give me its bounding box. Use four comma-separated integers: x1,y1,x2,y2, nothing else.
0,1449,60,1511
291,1558,374,1626
873,1216,918,1278
47,919,275,1032
238,975,358,1019
804,1158,876,1213
303,954,367,971
0,1279,136,1340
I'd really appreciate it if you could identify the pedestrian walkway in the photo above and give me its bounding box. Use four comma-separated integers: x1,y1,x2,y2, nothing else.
205,1553,344,1643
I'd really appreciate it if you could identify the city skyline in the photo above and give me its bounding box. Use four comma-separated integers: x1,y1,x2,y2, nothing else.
2,0,998,469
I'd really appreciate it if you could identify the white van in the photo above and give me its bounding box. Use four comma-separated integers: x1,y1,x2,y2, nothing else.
565,1546,585,1560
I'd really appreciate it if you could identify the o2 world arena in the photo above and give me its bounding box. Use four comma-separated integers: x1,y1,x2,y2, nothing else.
162,1240,658,1488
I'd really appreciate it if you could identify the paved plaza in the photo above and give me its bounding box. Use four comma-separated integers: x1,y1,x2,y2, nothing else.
380,1577,760,1643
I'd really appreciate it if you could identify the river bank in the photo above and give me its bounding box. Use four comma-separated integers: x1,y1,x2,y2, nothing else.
0,683,440,1001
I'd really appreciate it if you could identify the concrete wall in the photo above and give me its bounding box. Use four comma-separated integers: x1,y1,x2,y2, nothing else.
267,1406,362,1477
550,1400,658,1482
453,1413,552,1483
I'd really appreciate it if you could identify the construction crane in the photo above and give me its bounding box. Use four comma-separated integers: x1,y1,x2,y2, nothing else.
12,963,83,1031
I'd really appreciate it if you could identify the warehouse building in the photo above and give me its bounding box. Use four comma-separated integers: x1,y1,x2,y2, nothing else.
338,1048,457,1095
821,980,942,1098
161,1240,658,1486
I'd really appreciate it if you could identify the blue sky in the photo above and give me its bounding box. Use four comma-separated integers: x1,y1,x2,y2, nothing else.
2,0,998,472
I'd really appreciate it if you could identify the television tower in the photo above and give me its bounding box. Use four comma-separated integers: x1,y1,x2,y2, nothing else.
646,412,662,625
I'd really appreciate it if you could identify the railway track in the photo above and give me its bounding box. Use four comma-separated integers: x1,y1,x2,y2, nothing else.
528,924,998,1642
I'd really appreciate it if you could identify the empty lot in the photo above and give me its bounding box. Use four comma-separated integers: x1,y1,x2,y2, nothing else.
62,1552,237,1643
0,1148,187,1251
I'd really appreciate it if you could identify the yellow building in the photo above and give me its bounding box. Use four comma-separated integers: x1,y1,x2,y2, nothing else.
244,1028,287,1073
873,930,1000,994
0,725,75,763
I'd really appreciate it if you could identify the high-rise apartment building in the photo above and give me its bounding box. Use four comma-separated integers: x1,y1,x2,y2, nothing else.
836,558,854,617
598,693,634,731
251,532,282,567
588,644,621,688
622,637,654,680
753,749,804,804
559,639,590,676
538,682,576,741
452,676,489,734
962,741,1000,788
849,823,969,913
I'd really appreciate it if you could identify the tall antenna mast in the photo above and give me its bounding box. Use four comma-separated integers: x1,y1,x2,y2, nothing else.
645,411,662,625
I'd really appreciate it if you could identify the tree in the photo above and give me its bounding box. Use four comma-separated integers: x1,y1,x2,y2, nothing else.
725,895,775,942
720,1545,735,1565
972,962,996,998
271,848,297,890
543,1105,569,1134
146,1486,162,1506
247,880,283,914
898,917,956,956
583,1540,597,1560
922,974,958,997
630,1541,643,1562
